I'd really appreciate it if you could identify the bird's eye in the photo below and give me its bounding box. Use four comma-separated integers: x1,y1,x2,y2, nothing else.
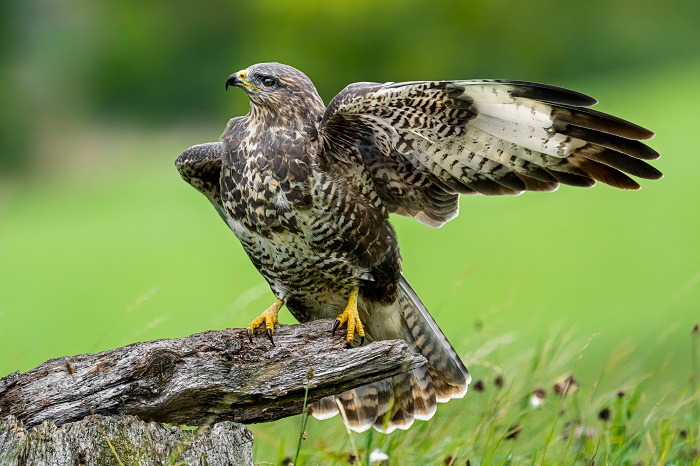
261,76,276,87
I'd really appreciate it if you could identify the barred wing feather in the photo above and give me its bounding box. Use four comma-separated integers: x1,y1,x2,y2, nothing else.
320,80,660,227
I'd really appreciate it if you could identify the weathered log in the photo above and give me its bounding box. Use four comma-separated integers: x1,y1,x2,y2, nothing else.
0,319,425,429
0,414,253,466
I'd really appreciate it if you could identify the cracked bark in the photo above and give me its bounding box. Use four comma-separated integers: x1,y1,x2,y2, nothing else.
0,319,425,465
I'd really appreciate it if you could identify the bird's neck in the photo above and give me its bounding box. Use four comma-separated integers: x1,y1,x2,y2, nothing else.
248,98,325,138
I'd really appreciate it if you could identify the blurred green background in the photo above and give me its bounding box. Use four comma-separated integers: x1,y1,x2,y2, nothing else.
1,0,699,461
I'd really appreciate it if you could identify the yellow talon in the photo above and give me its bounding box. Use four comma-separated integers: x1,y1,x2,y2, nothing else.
246,298,283,345
332,287,365,346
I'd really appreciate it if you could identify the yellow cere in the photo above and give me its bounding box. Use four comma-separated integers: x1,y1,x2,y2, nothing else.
239,69,261,92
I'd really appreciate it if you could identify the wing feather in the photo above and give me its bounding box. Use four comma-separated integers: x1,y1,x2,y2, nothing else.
175,142,227,222
444,80,598,106
562,125,660,160
320,79,660,227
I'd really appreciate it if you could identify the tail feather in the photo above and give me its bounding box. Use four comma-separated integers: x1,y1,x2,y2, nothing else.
336,390,377,432
312,396,340,420
407,365,437,421
399,277,470,397
312,275,470,432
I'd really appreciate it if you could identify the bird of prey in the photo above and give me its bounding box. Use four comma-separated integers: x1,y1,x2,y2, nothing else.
175,63,660,433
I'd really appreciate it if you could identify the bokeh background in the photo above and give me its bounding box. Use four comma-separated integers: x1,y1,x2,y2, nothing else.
2,0,699,462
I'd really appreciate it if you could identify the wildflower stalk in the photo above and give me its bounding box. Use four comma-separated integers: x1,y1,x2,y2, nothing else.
691,324,699,447
294,368,314,466
691,324,698,393
610,392,626,448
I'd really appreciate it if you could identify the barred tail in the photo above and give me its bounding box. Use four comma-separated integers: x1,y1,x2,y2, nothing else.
312,276,470,433
399,276,471,401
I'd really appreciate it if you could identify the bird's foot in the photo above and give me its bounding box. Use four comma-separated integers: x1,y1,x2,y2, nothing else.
332,287,364,348
246,298,284,346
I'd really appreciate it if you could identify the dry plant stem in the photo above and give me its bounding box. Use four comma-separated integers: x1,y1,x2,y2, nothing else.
293,377,312,466
691,325,700,447
0,319,425,429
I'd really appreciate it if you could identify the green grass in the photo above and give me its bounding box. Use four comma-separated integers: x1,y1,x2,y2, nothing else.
270,326,700,465
1,60,700,464
252,305,700,464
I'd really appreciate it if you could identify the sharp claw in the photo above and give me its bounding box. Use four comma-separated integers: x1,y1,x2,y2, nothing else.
360,336,364,346
267,328,275,346
247,328,253,344
332,319,340,335
344,342,352,349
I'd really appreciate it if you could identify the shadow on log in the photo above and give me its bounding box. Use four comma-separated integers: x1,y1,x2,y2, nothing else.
0,319,424,464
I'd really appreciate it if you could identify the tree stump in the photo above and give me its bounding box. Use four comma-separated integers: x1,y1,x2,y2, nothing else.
0,414,253,465
0,319,425,464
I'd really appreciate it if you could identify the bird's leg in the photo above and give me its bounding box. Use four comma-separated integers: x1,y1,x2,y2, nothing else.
246,298,284,346
332,286,365,348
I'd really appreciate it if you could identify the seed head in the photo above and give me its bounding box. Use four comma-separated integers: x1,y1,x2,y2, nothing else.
494,375,504,388
553,375,578,395
505,423,522,440
530,388,546,408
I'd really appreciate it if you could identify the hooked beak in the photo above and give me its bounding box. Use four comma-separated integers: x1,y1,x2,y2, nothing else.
225,69,260,91
225,74,241,91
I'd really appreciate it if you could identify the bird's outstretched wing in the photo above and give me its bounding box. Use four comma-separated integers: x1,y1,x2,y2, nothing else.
175,142,227,222
319,80,661,227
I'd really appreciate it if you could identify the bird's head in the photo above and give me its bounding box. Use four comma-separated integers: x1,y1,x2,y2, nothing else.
226,63,325,124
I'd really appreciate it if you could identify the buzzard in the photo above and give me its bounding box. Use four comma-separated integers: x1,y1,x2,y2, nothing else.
175,63,660,433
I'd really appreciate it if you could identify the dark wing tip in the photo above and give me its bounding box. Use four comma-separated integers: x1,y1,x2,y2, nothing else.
569,156,642,190
503,80,598,107
487,81,655,141
577,147,663,180
553,106,655,141
449,80,598,107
